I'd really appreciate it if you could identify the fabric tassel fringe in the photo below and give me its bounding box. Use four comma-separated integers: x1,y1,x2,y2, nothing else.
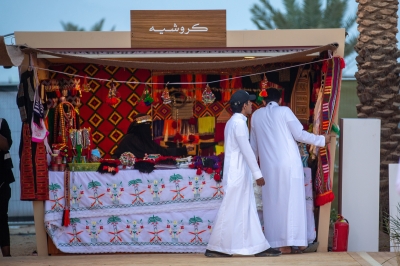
314,190,335,207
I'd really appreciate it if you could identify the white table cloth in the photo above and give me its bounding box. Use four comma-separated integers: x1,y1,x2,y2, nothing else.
45,169,223,253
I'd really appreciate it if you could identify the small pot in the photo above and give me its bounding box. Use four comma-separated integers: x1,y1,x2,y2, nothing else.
51,163,58,172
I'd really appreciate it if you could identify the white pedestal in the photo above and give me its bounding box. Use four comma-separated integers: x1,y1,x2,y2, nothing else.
340,118,380,252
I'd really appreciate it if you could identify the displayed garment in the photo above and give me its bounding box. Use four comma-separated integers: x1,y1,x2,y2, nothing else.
250,101,324,248
17,70,49,201
198,116,215,135
113,115,187,159
207,113,269,255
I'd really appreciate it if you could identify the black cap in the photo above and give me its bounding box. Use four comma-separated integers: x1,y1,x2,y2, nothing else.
229,90,256,106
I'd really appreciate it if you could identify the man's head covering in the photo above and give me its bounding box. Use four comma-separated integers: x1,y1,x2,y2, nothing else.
229,90,256,106
264,88,282,103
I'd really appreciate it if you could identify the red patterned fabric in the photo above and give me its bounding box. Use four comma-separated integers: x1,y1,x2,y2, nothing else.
20,123,49,201
214,123,226,142
50,64,152,158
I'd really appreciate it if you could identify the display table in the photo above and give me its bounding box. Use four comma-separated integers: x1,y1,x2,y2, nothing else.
45,169,223,254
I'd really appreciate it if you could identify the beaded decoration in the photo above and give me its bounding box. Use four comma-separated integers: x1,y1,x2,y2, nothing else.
202,84,216,104
54,101,77,144
161,84,171,104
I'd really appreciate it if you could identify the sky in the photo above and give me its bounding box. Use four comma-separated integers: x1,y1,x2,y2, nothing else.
0,0,359,83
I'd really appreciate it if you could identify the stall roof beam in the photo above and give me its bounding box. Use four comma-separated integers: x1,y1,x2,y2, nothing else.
14,29,346,57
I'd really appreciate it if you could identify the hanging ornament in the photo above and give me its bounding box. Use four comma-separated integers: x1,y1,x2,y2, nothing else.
259,74,269,97
106,81,120,105
143,86,154,106
202,84,216,104
82,76,90,92
161,83,171,104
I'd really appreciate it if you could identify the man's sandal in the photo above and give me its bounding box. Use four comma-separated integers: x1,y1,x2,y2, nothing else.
204,249,232,257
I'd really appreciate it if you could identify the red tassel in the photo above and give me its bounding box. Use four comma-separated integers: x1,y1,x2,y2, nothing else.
205,168,213,174
196,168,202,175
63,209,70,227
315,191,335,206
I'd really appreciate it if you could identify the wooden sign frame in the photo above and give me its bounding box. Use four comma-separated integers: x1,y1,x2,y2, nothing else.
130,10,226,48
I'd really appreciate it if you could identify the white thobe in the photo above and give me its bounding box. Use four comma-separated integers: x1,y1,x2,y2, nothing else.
250,102,325,248
207,113,270,255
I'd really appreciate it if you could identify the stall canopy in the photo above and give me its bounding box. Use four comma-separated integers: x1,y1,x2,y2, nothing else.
0,35,338,70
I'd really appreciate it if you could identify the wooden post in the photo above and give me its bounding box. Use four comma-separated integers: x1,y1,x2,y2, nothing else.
33,201,48,256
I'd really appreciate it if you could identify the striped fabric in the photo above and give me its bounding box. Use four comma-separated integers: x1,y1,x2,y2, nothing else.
314,57,343,207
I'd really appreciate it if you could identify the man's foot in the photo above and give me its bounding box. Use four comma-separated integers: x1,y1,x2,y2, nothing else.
301,242,319,253
254,247,282,257
278,246,303,254
204,249,232,257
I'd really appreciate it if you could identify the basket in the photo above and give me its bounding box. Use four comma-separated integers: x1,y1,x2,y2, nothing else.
68,163,100,172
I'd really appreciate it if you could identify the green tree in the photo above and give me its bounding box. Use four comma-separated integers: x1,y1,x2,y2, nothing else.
250,0,356,57
61,18,115,31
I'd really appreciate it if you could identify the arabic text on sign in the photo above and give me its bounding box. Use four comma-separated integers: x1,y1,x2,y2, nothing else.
149,23,209,34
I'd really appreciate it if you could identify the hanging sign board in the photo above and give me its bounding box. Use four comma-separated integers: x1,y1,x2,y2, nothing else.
130,10,226,48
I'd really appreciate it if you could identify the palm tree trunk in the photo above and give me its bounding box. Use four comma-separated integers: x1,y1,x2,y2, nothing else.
355,0,400,248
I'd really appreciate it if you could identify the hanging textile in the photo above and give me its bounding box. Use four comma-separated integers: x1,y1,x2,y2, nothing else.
195,74,206,101
290,67,310,123
198,117,215,135
214,109,231,143
314,57,343,206
220,75,230,103
17,70,49,201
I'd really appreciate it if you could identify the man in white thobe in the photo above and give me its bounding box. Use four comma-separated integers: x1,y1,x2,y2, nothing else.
250,88,330,254
205,90,281,257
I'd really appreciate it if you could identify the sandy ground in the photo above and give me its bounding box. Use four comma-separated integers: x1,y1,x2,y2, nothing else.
9,224,37,257
7,224,391,257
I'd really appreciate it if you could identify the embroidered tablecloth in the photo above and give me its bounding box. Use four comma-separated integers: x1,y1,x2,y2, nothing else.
45,169,223,253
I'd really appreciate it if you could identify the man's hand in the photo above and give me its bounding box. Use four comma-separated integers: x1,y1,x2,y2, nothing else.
324,133,335,145
256,177,265,186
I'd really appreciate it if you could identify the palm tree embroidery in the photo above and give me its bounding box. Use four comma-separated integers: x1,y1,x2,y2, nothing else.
85,219,103,243
189,216,206,243
106,181,124,204
148,215,164,243
49,183,64,211
189,175,205,198
67,218,83,243
70,183,84,208
167,219,184,243
88,180,105,207
126,219,143,242
147,179,165,202
128,179,145,204
107,216,124,243
169,174,187,200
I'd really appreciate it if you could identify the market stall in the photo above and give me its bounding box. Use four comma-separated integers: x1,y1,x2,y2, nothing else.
1,10,346,255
